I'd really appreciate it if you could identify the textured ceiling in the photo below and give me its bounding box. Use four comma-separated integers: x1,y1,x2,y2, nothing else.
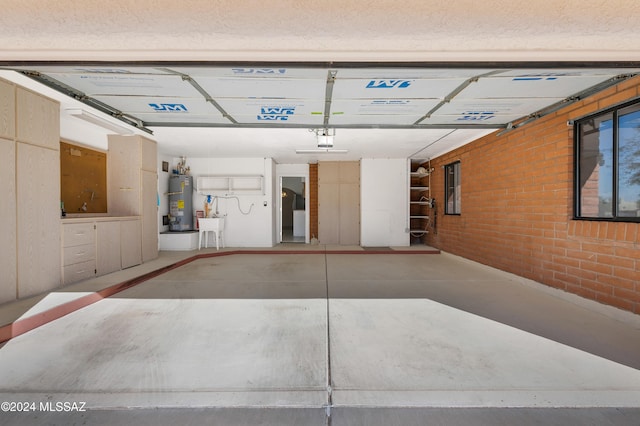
1,0,640,61
1,1,639,162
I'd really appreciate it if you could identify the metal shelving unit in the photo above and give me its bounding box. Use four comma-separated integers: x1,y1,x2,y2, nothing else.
409,159,433,244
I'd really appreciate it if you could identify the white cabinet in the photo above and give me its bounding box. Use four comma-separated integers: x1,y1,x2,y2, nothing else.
0,79,15,139
0,137,16,304
61,218,142,284
108,139,141,216
0,79,61,301
16,88,60,298
96,221,121,276
196,175,264,195
16,87,59,150
121,219,142,269
108,135,158,262
0,78,15,303
62,222,96,285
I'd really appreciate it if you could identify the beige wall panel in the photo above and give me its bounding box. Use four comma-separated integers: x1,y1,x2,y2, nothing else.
318,182,340,244
339,183,360,245
121,219,142,269
0,80,15,139
0,138,17,303
17,142,61,297
96,221,121,275
318,161,361,245
318,161,340,184
16,88,59,149
339,161,360,184
141,170,158,262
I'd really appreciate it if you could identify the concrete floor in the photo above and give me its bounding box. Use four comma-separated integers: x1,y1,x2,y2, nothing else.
1,248,639,425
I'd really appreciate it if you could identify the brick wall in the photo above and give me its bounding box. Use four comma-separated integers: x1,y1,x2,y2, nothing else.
309,163,318,240
426,75,640,314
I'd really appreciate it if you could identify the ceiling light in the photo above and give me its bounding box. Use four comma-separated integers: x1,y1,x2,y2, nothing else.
66,108,135,135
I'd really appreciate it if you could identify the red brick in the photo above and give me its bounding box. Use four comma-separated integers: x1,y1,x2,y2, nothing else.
613,267,640,282
614,245,639,259
613,288,640,304
598,87,639,109
552,257,578,271
597,254,635,269
595,293,636,312
581,241,614,255
580,260,613,276
581,279,613,295
623,223,638,243
566,266,597,281
598,274,636,290
566,283,596,300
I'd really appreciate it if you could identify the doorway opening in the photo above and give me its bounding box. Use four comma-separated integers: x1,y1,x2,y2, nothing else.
281,176,306,243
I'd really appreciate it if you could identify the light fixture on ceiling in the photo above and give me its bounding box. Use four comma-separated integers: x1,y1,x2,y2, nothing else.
66,108,135,135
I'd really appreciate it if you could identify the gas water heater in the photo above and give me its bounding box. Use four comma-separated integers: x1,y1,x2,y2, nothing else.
168,175,194,231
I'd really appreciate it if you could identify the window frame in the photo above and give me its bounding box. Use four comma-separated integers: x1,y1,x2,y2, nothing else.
444,161,461,215
574,98,640,223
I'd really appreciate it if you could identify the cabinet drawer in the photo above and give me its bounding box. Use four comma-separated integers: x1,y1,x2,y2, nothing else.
62,260,96,285
63,243,95,266
63,223,95,247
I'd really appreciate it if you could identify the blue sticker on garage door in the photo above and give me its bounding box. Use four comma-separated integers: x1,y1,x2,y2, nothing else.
366,80,413,89
512,72,580,81
149,103,188,112
232,68,287,75
257,106,296,121
456,111,496,121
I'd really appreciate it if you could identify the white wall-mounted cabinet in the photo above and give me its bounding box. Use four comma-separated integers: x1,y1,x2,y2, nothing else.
15,87,59,150
0,79,15,139
197,175,264,195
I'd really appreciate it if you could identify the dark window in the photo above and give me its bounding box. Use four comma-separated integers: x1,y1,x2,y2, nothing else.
445,161,461,215
575,100,640,221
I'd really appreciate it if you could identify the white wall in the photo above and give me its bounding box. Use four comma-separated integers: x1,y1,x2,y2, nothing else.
360,158,409,247
176,157,275,247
